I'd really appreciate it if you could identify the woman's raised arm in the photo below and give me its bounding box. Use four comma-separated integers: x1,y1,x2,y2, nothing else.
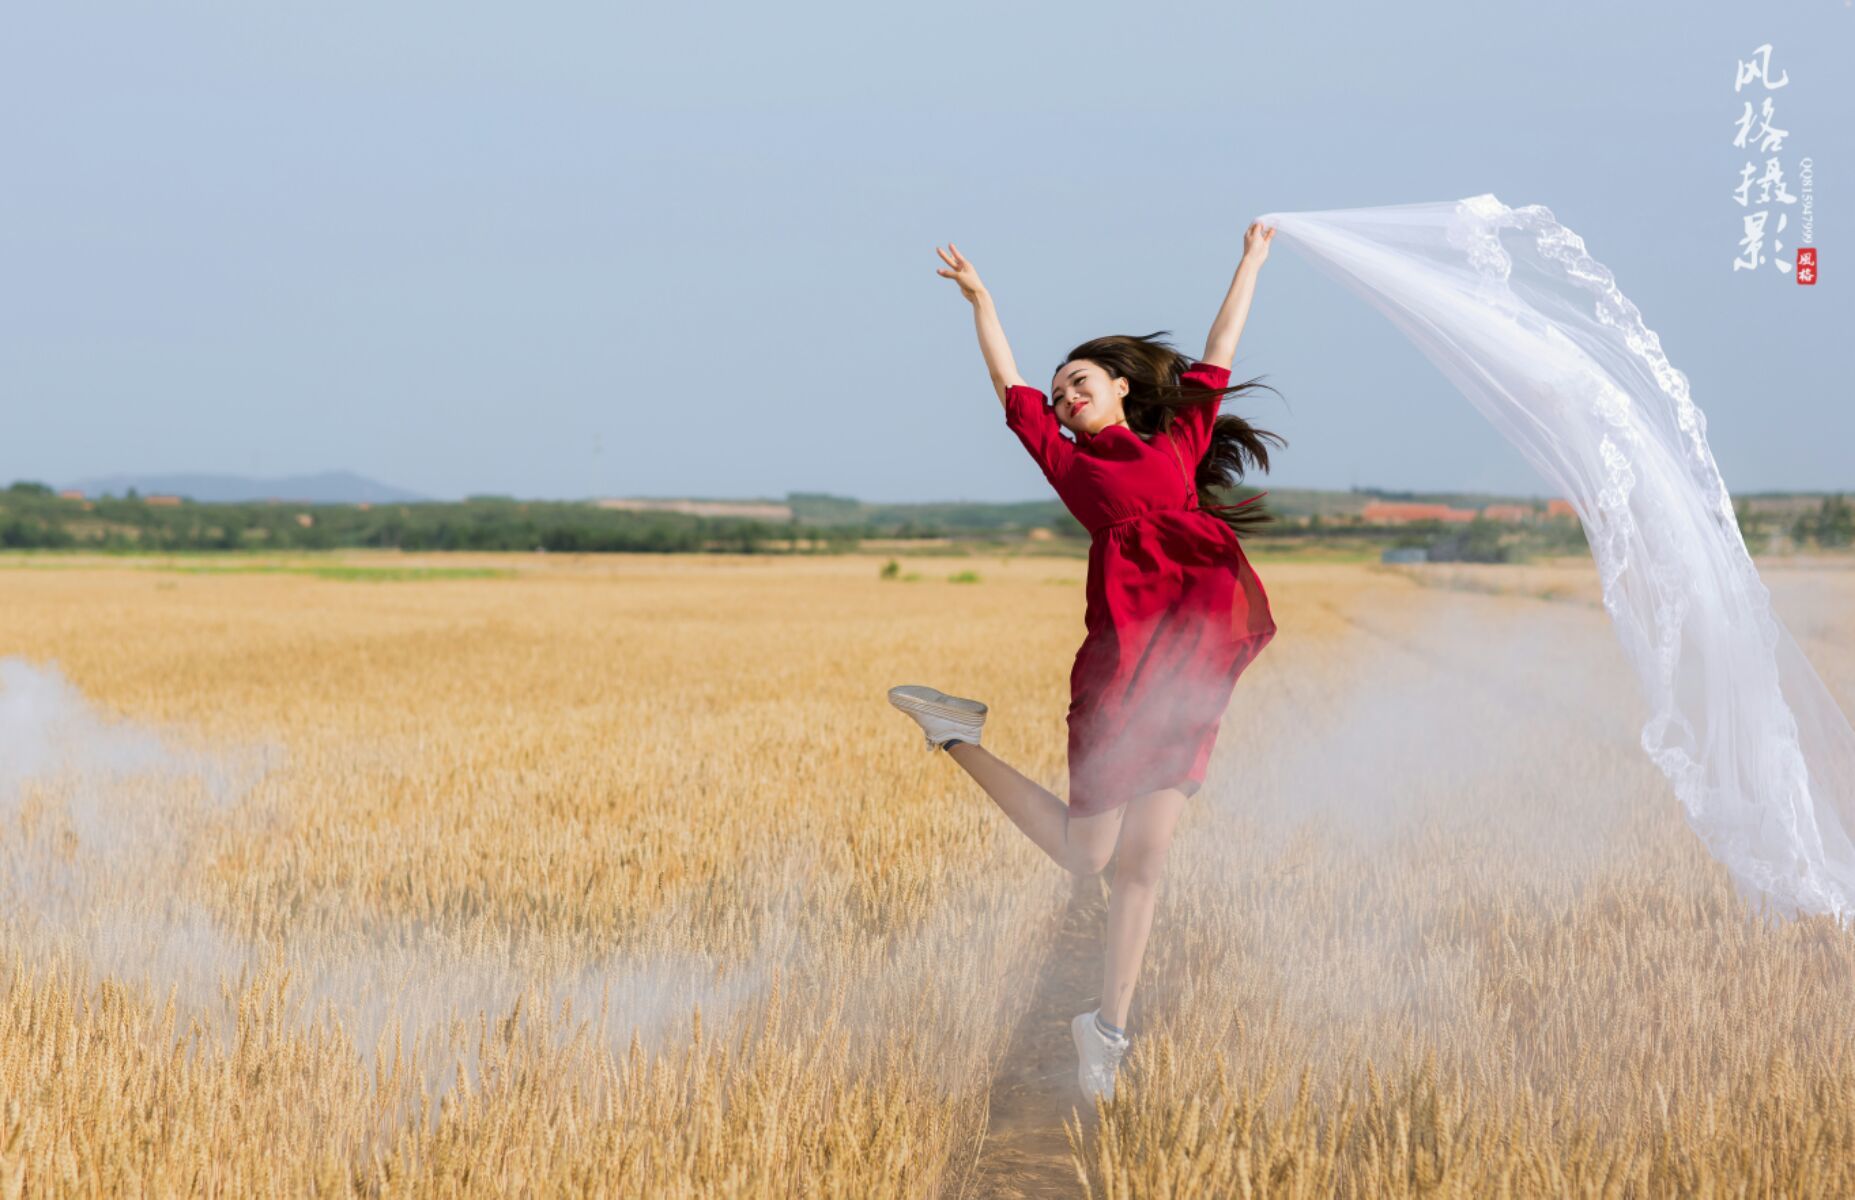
936,243,1028,408
1201,221,1275,370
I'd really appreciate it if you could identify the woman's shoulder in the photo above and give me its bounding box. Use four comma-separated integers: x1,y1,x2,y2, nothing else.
1179,359,1233,390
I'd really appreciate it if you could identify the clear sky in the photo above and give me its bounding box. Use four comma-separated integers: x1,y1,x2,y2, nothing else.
3,1,1848,502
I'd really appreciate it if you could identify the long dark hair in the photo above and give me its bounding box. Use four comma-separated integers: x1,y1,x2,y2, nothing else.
1060,331,1286,540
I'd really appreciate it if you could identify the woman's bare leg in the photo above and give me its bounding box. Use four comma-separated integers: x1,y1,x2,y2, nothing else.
944,742,1124,875
1099,786,1189,1030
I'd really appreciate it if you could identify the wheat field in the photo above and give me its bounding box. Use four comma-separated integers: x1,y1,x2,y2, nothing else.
3,550,1855,1197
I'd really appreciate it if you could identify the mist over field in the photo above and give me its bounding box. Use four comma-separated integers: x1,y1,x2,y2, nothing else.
2,552,1853,1193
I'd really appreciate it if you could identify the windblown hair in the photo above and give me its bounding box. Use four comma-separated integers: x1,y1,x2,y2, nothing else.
1059,331,1286,540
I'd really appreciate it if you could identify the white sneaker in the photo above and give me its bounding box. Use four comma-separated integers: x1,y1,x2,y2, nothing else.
1072,1009,1129,1102
886,685,987,752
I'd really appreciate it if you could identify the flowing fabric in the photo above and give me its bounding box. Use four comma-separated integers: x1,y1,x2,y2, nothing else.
1256,194,1855,921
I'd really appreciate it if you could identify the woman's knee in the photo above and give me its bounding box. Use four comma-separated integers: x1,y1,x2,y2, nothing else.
1109,788,1185,888
1063,814,1121,877
1069,841,1116,877
1113,839,1168,889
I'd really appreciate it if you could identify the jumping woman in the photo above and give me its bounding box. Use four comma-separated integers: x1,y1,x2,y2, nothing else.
888,221,1283,1102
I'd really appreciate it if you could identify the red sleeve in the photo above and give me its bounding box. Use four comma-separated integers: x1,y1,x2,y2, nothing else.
1167,360,1232,464
1004,382,1076,484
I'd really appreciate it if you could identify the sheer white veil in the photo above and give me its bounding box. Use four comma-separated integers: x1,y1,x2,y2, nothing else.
1256,194,1855,921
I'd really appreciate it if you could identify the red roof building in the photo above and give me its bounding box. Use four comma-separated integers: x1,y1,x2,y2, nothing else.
1360,501,1479,524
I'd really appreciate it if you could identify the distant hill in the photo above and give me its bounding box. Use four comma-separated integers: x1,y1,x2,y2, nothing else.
62,471,427,504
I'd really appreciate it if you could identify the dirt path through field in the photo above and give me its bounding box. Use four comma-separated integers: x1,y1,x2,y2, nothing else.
956,872,1109,1199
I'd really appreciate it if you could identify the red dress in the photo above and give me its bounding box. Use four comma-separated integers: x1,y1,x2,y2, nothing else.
1004,361,1277,817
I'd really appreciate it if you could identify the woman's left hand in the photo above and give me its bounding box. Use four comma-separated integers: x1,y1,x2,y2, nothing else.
1243,220,1276,266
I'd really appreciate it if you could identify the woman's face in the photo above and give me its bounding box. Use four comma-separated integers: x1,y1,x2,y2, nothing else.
1050,360,1128,437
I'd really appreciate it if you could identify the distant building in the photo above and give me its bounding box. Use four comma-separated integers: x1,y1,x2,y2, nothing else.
595,498,795,521
143,494,182,507
295,513,314,528
58,489,85,500
1360,501,1478,525
1480,504,1534,523
1546,498,1577,519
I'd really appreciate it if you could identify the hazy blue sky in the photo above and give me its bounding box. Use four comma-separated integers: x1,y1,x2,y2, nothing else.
3,1,1848,502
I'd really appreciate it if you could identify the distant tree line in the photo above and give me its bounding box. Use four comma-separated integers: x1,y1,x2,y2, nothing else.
1736,493,1853,551
0,484,865,554
1298,509,1588,561
6,480,1836,557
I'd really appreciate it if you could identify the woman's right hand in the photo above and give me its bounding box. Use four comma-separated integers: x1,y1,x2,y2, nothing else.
935,243,987,303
